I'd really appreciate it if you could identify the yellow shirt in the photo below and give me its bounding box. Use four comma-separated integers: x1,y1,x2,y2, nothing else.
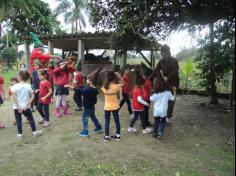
101,83,123,111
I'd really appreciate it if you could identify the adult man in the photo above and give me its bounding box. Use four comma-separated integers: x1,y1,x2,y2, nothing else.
151,44,179,123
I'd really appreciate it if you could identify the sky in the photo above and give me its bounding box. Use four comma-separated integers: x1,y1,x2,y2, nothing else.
21,0,205,56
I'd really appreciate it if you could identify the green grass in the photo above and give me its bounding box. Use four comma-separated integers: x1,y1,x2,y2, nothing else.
1,69,19,87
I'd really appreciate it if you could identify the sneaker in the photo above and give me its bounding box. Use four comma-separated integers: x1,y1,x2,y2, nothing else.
16,134,23,139
32,130,42,137
79,130,89,137
41,122,50,128
75,107,83,111
63,106,72,116
143,128,152,134
153,134,158,139
0,122,5,129
166,118,171,124
130,114,134,119
111,134,121,141
92,127,103,134
158,132,164,138
128,127,137,133
104,136,110,142
55,108,62,118
38,119,45,125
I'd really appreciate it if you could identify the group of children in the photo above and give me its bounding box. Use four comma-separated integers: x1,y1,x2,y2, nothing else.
0,59,176,142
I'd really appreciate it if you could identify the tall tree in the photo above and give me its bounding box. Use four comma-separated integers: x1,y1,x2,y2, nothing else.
55,0,88,33
0,0,31,37
8,0,62,38
90,0,235,104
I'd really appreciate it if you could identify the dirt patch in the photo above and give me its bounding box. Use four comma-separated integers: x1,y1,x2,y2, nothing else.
0,94,235,176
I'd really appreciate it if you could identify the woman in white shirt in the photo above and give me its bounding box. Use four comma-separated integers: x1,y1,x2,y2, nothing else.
150,81,176,138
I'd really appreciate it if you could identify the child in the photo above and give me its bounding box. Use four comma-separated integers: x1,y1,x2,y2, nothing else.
0,75,5,106
11,70,42,139
36,70,52,127
65,69,103,137
119,67,133,118
31,60,41,112
143,76,153,127
128,71,152,134
54,60,75,118
8,77,19,98
150,81,176,138
73,63,84,111
8,77,19,125
47,59,55,102
0,75,5,128
101,71,124,142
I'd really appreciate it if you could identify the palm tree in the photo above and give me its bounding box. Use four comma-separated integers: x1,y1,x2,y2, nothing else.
55,0,88,33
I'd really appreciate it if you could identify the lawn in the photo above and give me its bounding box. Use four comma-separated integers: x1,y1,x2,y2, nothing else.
0,86,235,175
0,69,19,88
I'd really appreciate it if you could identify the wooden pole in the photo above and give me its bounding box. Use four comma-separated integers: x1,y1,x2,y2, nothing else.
114,50,117,65
78,40,85,71
48,41,54,55
24,40,30,69
139,51,152,67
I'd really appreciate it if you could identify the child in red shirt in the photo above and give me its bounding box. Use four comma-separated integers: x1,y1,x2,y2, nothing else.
119,67,133,118
54,61,75,118
0,75,5,128
128,72,152,134
47,59,55,102
73,65,84,111
143,76,153,127
0,75,5,106
36,70,52,127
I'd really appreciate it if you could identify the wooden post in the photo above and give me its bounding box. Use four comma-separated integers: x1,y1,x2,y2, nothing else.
62,50,65,59
139,51,152,67
151,50,156,68
24,40,30,69
48,41,54,55
114,50,117,65
122,50,127,67
78,40,85,71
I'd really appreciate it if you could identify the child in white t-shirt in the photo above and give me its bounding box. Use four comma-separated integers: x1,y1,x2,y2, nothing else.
11,70,42,139
150,82,176,138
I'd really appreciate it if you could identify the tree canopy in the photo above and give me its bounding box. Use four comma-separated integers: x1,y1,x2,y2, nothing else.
90,0,235,48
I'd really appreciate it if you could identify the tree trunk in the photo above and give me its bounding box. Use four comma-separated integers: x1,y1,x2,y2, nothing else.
0,23,2,38
230,62,235,108
209,22,218,105
75,21,78,33
71,22,74,34
185,76,188,90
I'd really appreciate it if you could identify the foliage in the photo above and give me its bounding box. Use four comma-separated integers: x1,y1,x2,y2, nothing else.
182,59,194,89
54,0,89,33
0,0,31,21
195,20,235,103
0,47,18,68
7,0,62,38
18,50,25,60
90,0,235,49
0,32,18,49
176,47,199,61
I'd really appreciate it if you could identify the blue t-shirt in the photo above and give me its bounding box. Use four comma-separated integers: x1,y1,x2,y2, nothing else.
74,86,98,109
